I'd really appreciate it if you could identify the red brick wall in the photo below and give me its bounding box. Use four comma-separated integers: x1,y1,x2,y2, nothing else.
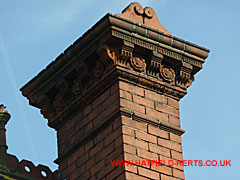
56,82,122,179
56,80,184,180
118,81,184,180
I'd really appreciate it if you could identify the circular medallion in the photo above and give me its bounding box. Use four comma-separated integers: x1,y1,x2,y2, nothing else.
160,67,175,82
130,57,146,72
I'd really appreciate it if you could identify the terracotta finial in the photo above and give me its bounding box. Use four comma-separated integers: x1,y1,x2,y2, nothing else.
0,104,11,124
116,2,171,35
0,104,11,171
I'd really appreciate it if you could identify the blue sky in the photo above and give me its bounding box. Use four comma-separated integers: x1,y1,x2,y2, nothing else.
1,0,240,179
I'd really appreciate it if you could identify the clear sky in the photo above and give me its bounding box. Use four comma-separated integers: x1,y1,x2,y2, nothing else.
1,0,239,179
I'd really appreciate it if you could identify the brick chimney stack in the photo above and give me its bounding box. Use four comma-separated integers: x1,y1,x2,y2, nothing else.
21,2,209,180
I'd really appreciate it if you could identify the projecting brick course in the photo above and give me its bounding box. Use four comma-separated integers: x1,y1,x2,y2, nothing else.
20,2,210,179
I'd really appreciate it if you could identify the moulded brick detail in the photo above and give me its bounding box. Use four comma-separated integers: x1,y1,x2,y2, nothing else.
21,3,211,180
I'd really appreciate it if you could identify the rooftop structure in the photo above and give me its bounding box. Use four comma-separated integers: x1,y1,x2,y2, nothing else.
2,2,209,180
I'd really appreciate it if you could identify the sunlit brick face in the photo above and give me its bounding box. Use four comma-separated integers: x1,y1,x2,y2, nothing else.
21,2,209,180
56,81,185,180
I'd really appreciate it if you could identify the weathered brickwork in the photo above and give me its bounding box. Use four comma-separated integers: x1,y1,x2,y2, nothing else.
53,81,184,179
55,82,122,179
20,2,209,180
119,82,184,180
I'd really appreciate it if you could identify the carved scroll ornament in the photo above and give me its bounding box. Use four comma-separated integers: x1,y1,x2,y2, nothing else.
116,2,171,35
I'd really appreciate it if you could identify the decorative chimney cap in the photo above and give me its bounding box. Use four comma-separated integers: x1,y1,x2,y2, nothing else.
0,104,11,124
116,2,171,35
